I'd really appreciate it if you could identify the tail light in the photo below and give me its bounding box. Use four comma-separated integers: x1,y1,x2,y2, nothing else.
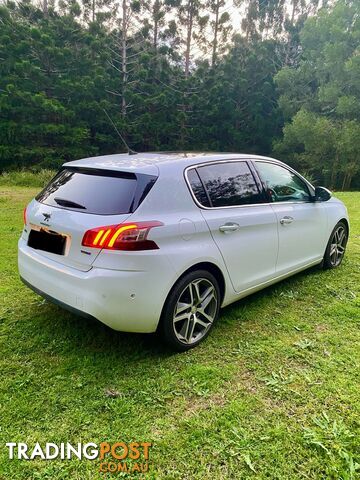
82,221,163,251
23,206,27,225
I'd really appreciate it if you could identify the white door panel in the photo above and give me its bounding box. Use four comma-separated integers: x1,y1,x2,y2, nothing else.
253,160,328,276
201,206,278,293
271,202,327,274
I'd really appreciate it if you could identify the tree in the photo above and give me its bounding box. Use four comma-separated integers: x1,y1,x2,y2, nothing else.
191,36,281,153
274,0,360,189
208,0,231,66
0,0,358,191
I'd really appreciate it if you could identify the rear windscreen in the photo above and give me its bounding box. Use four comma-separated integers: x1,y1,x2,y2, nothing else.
36,168,157,215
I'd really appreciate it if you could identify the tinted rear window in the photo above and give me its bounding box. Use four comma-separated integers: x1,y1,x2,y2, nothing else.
36,168,157,215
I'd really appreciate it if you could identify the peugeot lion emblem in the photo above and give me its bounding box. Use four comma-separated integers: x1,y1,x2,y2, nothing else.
42,212,51,222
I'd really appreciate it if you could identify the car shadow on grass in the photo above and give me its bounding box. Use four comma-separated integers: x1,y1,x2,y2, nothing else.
23,264,328,362
221,264,325,315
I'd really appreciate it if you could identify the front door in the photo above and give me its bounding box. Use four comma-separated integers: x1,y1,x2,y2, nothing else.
253,160,328,275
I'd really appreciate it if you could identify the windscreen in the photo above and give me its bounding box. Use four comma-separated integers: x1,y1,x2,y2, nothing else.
36,168,157,215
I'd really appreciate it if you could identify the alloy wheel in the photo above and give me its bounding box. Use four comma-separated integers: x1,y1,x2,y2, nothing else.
172,278,218,345
329,225,347,267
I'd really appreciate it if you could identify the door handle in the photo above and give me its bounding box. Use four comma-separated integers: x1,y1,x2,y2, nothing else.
280,216,294,225
219,222,240,233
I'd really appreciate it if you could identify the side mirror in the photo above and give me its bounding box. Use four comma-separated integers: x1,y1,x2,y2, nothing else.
314,186,332,202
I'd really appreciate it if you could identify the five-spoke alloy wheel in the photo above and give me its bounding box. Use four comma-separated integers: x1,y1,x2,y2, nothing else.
159,270,220,351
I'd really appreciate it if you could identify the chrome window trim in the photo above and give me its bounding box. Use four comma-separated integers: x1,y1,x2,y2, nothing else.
184,158,315,211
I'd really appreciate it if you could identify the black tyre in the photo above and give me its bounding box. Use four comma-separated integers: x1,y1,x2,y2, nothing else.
323,220,348,269
159,270,220,351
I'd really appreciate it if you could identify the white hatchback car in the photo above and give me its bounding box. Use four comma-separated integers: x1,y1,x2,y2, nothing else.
19,153,349,350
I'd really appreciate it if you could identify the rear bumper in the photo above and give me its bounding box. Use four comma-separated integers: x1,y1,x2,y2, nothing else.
20,276,97,321
18,238,169,333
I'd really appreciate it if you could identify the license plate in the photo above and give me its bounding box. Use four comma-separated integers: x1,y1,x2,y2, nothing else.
28,228,67,255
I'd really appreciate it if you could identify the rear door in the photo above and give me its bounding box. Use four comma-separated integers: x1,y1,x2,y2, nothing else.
253,160,328,275
187,161,278,293
25,168,157,270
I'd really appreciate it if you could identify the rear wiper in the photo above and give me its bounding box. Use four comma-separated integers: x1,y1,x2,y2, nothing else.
54,197,86,210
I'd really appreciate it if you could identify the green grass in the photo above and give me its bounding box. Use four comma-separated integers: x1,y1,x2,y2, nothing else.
0,170,56,188
0,188,359,479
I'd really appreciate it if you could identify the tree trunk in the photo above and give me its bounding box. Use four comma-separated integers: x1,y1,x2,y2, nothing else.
284,0,297,65
92,0,95,22
341,172,348,191
153,0,159,52
212,0,220,67
345,174,352,190
342,170,354,191
43,0,48,17
154,20,158,52
185,0,193,78
290,0,297,24
122,0,127,118
330,154,339,189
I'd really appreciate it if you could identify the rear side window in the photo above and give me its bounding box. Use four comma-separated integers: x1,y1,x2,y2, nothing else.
36,168,157,215
193,161,263,207
187,169,211,207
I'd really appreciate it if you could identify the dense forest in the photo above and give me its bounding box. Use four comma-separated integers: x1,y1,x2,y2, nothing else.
0,0,359,189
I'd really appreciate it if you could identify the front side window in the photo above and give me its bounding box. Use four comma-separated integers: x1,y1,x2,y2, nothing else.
195,161,263,207
255,162,311,203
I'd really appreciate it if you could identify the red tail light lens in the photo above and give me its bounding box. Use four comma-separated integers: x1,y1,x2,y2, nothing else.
23,206,27,225
82,221,163,251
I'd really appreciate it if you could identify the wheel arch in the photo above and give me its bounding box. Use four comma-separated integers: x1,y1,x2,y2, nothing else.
164,261,226,308
157,261,227,343
339,217,349,233
180,262,226,303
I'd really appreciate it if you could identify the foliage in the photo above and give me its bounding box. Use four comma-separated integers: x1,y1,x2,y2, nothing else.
274,0,360,190
0,0,359,189
303,412,359,478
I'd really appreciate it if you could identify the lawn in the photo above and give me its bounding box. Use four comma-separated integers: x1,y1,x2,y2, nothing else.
0,187,359,480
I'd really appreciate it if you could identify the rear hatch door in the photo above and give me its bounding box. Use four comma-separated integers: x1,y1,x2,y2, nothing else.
24,167,157,271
